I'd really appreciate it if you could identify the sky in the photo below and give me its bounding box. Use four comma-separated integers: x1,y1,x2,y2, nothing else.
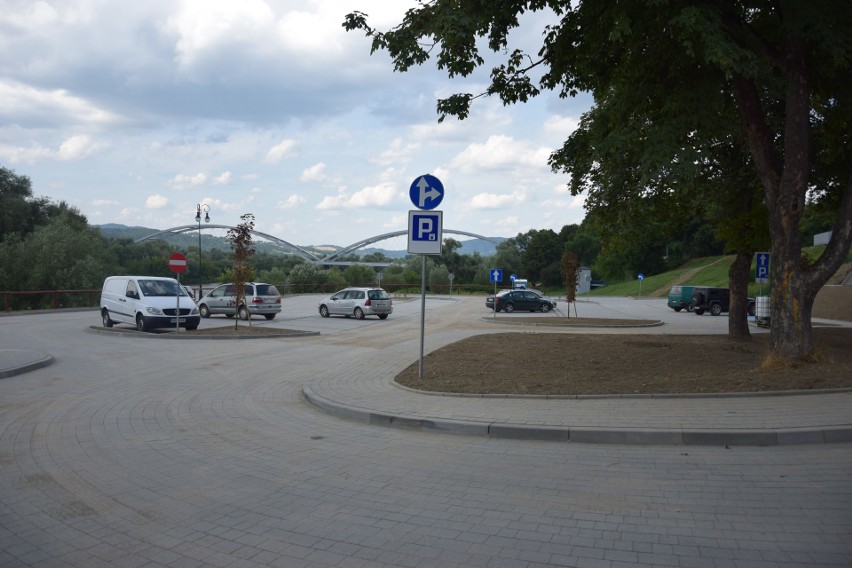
0,0,594,250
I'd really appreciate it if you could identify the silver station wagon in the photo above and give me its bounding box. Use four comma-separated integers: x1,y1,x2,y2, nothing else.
198,282,282,320
318,287,393,320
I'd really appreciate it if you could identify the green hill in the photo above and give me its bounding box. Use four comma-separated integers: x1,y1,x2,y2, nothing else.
585,246,851,298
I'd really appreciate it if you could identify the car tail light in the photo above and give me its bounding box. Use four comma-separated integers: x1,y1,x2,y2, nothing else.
274,297,281,304
364,298,372,306
251,297,264,304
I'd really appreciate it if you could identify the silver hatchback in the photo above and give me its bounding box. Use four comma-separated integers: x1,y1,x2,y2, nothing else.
318,287,393,320
198,282,282,320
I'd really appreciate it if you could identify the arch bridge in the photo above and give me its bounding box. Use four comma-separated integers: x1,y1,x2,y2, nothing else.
135,225,500,267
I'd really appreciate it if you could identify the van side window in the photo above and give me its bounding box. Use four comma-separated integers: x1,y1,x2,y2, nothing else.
126,281,138,299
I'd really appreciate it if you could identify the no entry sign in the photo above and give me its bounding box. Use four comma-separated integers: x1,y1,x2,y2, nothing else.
168,252,187,273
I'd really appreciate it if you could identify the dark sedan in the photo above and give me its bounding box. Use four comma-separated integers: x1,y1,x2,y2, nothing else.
486,289,556,313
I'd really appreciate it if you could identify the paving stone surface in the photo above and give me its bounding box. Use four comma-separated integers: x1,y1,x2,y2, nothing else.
0,297,850,567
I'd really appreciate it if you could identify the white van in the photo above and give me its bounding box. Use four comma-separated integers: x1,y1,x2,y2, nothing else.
100,276,200,332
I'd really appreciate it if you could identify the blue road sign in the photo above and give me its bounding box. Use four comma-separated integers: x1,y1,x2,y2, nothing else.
407,210,443,254
510,274,517,281
637,273,645,280
409,174,444,210
490,269,503,283
755,252,770,283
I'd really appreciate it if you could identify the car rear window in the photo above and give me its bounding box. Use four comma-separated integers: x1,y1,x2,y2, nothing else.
255,284,279,296
368,290,390,300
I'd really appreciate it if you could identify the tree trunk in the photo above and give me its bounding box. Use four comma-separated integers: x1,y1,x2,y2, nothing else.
728,251,752,340
731,40,852,362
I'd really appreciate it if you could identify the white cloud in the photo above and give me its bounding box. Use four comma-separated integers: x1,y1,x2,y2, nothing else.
450,135,552,173
277,195,306,209
263,139,298,163
146,194,169,209
57,134,102,160
92,199,119,207
0,133,103,163
316,182,399,210
213,171,232,185
370,138,420,167
170,173,208,190
0,80,122,128
543,114,581,137
466,190,527,210
300,162,327,182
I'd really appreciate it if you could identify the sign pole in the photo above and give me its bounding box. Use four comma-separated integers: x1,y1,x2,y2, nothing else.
168,251,188,334
419,255,427,378
175,273,181,334
493,280,497,318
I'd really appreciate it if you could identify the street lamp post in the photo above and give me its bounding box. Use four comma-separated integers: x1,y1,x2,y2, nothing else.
195,204,210,299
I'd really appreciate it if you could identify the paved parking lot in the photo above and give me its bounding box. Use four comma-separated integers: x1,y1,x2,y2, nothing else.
1,295,850,567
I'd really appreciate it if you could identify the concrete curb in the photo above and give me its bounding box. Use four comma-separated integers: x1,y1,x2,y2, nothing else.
0,349,55,379
87,326,319,339
301,384,852,446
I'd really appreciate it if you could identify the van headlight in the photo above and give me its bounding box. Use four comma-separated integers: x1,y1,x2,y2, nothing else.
146,307,164,315
191,307,199,315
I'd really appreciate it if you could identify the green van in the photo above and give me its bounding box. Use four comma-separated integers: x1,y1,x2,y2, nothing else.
667,285,695,312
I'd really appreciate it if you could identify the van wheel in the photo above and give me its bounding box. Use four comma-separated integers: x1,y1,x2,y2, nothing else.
136,314,149,332
673,307,682,312
199,304,210,318
102,309,114,328
354,307,365,320
264,314,275,320
710,303,723,316
238,306,249,320
378,314,388,320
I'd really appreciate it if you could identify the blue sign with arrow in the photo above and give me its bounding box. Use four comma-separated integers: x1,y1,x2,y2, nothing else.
755,252,770,283
490,269,503,283
409,174,444,210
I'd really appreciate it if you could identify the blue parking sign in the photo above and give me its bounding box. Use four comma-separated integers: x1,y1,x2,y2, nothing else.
407,210,443,254
755,252,770,283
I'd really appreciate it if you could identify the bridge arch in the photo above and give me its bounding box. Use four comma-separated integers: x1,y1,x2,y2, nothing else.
136,226,500,266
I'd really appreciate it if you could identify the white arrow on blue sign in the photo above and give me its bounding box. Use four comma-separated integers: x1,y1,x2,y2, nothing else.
409,174,444,210
490,269,503,283
755,252,770,283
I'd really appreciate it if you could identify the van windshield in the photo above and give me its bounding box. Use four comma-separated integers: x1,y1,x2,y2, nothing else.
139,279,180,297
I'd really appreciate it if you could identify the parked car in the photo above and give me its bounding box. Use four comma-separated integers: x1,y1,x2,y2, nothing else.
691,286,756,316
667,285,695,312
486,289,556,313
318,287,393,319
100,275,200,332
181,285,197,301
198,282,282,320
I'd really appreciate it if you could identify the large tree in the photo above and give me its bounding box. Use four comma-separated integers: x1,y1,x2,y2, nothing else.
345,1,852,361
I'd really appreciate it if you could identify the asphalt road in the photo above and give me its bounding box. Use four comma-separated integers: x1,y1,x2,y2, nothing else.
0,295,850,567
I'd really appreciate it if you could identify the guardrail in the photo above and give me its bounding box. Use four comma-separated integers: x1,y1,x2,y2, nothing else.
2,290,101,312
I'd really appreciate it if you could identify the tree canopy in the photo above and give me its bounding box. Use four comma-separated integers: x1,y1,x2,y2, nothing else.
345,0,852,360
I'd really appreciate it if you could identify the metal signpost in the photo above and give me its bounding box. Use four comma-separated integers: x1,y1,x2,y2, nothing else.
408,174,445,378
490,269,503,318
168,252,187,333
637,273,645,297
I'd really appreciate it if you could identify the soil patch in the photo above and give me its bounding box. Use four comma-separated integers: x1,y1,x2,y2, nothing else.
396,327,852,395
